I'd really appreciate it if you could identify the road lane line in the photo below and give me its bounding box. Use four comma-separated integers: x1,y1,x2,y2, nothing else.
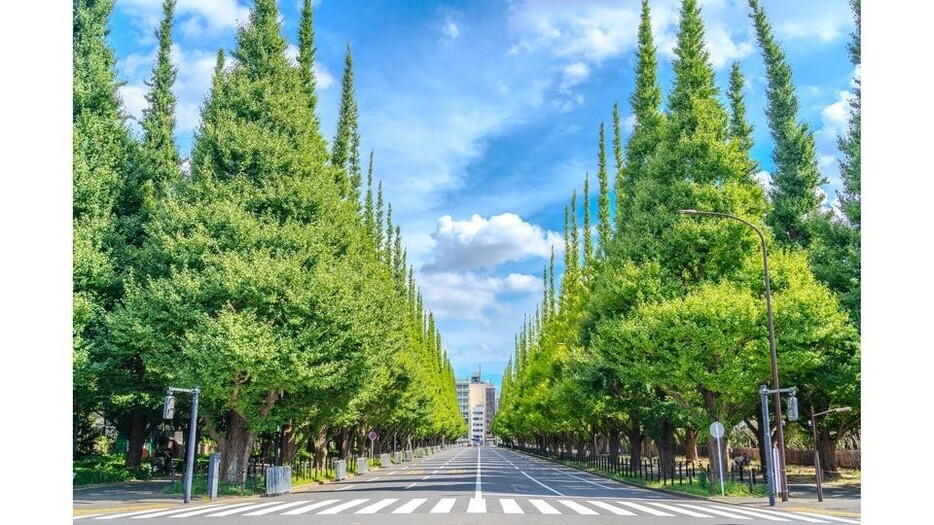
528,499,561,514
587,501,637,516
520,470,564,496
405,482,418,489
367,477,381,482
355,498,398,514
430,498,457,513
475,446,482,499
242,501,310,515
281,499,340,515
391,498,427,513
467,498,486,513
558,499,599,515
711,506,802,522
206,501,281,517
130,506,217,519
548,466,615,489
317,498,369,514
336,484,356,491
500,498,524,514
678,503,752,519
616,501,675,516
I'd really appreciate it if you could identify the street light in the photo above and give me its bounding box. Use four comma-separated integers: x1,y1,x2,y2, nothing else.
678,209,789,502
810,406,852,502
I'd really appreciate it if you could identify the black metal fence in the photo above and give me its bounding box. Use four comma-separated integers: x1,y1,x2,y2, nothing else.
502,443,765,489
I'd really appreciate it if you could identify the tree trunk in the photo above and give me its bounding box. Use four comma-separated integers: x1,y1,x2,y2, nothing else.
626,426,643,472
312,425,328,471
707,435,728,487
339,427,351,461
657,418,676,478
125,407,146,469
818,433,841,478
684,429,699,461
220,410,254,483
608,427,620,467
280,422,298,464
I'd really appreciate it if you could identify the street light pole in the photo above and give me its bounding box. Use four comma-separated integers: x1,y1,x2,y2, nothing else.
810,406,852,502
678,209,789,501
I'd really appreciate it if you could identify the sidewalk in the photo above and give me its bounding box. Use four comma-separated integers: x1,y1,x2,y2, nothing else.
712,482,861,519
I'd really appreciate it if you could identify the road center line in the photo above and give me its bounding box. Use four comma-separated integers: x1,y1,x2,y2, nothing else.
475,446,482,499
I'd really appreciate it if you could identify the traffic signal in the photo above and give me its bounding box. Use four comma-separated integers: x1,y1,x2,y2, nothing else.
786,393,799,421
163,394,176,420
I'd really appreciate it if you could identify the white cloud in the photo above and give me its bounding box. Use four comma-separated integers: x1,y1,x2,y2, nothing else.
417,271,542,322
559,61,590,92
116,0,251,44
424,213,564,272
442,17,461,43
753,170,772,194
704,25,754,69
118,84,148,123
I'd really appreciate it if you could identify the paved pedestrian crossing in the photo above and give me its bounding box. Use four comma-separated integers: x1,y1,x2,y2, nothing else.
76,497,860,522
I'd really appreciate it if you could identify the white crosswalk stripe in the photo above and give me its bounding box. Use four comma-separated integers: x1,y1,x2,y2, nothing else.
558,499,599,515
318,499,369,514
528,499,561,514
644,501,714,517
87,495,860,520
500,498,524,514
280,499,340,515
391,498,427,514
429,497,457,513
678,503,752,519
586,500,636,515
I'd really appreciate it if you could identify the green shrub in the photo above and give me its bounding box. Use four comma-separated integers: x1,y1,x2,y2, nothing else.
73,454,154,485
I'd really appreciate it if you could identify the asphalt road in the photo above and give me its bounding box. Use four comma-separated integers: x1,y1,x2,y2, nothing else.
75,446,860,524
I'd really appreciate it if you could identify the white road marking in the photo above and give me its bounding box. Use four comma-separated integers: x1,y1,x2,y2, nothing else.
206,501,281,517
96,508,188,520
405,482,418,489
587,500,637,515
792,511,860,523
500,498,524,514
131,506,216,519
430,498,457,513
467,498,487,513
74,514,107,520
242,501,310,515
549,466,615,489
317,498,369,514
367,477,381,482
336,484,356,490
616,501,675,516
520,470,564,496
391,498,427,514
528,499,561,515
644,501,714,517
355,498,398,514
710,506,794,521
280,499,340,515
168,503,255,518
475,447,482,499
678,503,752,519
558,499,599,515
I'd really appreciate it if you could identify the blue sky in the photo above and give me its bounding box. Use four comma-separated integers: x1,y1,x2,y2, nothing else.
106,0,858,394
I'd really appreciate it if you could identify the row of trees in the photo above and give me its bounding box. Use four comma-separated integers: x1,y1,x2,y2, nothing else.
493,0,860,484
73,0,464,483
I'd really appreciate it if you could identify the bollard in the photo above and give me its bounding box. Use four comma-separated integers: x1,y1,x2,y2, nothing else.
207,453,221,500
357,457,368,474
394,451,401,464
335,460,347,481
381,453,391,468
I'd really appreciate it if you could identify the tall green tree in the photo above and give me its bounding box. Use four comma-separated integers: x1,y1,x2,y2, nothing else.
331,42,360,200
72,0,134,456
727,61,755,164
749,0,824,248
596,123,611,256
296,0,328,161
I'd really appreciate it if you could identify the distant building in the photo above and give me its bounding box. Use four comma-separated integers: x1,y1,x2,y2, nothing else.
456,369,497,445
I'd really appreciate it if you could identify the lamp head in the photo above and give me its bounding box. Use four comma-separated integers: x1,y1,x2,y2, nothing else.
678,209,698,215
836,407,852,413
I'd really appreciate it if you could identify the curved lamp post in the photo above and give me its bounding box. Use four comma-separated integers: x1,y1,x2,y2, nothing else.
811,406,851,502
678,209,789,502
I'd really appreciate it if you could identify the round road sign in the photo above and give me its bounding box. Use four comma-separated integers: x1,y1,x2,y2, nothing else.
709,421,725,439
368,431,378,441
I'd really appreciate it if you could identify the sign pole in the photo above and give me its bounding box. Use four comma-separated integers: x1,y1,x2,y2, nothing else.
709,421,726,497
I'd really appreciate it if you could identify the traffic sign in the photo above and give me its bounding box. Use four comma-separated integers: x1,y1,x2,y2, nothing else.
709,421,724,439
368,431,378,441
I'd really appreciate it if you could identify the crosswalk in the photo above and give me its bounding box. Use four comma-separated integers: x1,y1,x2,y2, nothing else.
76,497,860,522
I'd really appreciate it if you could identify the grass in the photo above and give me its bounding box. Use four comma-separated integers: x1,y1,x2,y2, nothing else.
73,454,153,486
161,475,265,497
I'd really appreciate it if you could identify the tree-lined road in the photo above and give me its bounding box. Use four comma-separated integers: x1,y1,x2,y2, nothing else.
77,447,860,524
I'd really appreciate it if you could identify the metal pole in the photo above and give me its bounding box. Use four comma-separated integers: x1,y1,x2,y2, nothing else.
811,407,823,502
680,210,788,501
184,387,199,504
760,385,775,507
